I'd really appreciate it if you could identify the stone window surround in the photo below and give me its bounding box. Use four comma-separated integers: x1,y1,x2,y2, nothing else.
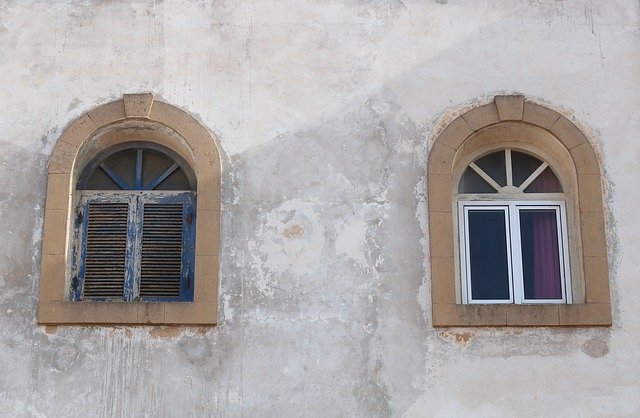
428,95,611,327
38,93,221,325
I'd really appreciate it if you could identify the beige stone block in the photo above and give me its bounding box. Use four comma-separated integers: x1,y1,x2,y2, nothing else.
58,113,98,148
558,303,611,326
87,100,126,128
427,175,453,212
195,255,220,302
198,179,221,212
42,209,68,255
164,302,217,325
522,101,561,129
461,102,500,131
150,101,222,165
570,142,600,175
580,211,607,257
494,95,524,121
49,140,78,174
430,257,456,304
195,211,221,256
149,101,192,140
428,212,454,258
137,303,166,324
124,93,154,118
584,256,611,303
550,116,588,150
577,174,604,212
505,305,559,326
39,254,66,302
427,142,455,175
436,116,473,150
38,302,140,325
44,173,71,211
432,304,507,327
195,172,222,211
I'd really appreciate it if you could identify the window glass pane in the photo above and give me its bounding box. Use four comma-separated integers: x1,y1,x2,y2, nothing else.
459,168,496,193
511,151,542,187
474,151,506,187
524,167,563,193
519,209,563,300
142,149,175,188
153,167,190,190
103,149,137,188
85,166,121,190
467,210,511,300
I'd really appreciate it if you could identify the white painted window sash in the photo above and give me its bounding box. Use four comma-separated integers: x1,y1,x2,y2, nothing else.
458,200,571,305
459,203,514,304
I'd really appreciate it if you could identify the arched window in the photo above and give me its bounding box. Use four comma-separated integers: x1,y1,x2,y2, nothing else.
38,94,221,326
73,144,196,302
428,95,611,327
457,149,570,304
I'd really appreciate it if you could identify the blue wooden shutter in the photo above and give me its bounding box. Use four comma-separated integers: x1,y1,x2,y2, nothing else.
137,193,195,302
74,197,134,301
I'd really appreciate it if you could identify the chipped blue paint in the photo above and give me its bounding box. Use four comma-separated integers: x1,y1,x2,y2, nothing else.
73,192,196,302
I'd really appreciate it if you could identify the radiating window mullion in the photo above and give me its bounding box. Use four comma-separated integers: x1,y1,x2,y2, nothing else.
99,163,131,190
134,149,143,190
505,149,513,187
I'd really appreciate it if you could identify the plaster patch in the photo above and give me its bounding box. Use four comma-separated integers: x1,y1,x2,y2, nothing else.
50,342,80,372
178,335,213,365
437,330,475,349
259,199,325,277
582,338,609,358
335,219,369,268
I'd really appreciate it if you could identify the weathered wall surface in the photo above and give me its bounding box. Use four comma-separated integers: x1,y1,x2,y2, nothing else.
1,0,639,416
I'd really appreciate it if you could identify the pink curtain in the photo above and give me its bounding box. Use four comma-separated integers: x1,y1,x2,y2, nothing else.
531,211,562,299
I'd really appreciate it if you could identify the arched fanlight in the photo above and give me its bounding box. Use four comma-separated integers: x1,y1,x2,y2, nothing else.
459,149,562,194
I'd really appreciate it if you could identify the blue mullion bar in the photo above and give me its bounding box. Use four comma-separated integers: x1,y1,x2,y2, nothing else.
123,196,141,301
148,163,179,190
99,163,131,190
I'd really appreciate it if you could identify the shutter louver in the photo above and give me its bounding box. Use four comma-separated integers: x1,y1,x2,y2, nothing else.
82,202,129,299
140,203,184,299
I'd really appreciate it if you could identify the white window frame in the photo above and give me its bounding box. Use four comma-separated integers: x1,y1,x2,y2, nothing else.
458,200,572,305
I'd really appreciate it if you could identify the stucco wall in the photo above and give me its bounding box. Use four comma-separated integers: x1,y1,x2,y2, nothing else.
1,0,639,416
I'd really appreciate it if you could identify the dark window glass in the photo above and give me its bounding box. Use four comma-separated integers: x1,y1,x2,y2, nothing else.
511,151,542,187
524,167,562,193
153,167,190,190
475,151,506,187
141,149,175,188
103,148,137,189
459,168,496,193
468,210,511,300
519,209,563,299
85,166,120,190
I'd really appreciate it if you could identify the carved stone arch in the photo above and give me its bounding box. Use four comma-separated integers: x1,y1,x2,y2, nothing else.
39,94,221,325
427,95,611,327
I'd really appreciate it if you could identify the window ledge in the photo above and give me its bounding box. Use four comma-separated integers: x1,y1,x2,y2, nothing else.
37,301,216,326
432,303,611,327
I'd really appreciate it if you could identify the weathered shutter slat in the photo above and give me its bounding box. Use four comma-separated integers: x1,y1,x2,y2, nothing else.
139,203,184,299
82,202,129,299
